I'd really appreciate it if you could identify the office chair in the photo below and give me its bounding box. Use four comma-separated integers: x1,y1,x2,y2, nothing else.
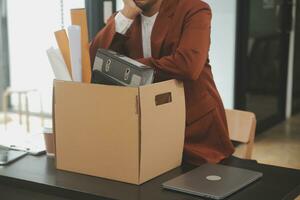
225,109,257,159
2,87,44,133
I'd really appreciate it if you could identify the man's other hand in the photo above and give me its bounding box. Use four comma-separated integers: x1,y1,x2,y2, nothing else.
122,0,142,19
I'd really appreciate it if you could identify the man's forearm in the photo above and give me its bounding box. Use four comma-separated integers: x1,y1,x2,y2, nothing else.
90,12,133,65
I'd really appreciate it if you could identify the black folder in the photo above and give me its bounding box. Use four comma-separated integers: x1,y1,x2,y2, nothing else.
91,49,154,87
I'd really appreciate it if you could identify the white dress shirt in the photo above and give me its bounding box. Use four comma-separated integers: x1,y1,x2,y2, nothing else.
115,12,158,58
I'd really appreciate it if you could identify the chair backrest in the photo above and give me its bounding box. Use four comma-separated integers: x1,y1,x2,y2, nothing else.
225,109,256,159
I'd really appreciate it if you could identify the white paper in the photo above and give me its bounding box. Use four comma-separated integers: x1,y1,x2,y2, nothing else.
0,131,45,155
47,47,72,81
68,25,82,82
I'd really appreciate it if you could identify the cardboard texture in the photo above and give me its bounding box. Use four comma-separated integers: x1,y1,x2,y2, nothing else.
54,80,185,185
71,9,92,83
138,81,186,183
55,30,72,78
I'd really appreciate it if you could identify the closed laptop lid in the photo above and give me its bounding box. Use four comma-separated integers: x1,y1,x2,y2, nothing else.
162,163,263,200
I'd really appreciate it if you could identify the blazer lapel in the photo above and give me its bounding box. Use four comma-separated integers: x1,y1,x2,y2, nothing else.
127,15,144,59
151,0,179,58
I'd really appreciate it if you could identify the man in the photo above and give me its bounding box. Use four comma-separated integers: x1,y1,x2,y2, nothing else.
90,0,235,165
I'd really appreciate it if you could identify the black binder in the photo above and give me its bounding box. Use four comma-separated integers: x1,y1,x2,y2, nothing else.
91,49,154,87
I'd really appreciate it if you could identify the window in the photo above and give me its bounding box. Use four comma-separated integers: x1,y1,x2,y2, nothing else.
7,0,85,114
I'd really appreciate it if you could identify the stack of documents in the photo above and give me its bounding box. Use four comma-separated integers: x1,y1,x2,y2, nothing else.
68,25,82,82
47,47,72,81
48,8,91,83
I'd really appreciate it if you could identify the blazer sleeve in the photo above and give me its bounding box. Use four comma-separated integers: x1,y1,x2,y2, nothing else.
137,5,212,81
89,13,129,67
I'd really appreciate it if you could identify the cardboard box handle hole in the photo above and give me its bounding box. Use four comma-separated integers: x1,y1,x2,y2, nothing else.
155,92,172,106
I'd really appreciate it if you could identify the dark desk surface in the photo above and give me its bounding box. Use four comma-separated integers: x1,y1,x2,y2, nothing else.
0,155,299,200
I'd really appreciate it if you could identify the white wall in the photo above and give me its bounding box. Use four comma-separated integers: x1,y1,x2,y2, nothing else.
7,0,85,114
116,1,123,10
116,0,237,108
203,0,237,108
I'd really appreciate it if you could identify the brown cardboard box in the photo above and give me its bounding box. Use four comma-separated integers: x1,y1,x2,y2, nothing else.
53,80,186,185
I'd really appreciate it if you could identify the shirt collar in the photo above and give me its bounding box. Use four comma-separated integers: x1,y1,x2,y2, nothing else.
141,12,159,23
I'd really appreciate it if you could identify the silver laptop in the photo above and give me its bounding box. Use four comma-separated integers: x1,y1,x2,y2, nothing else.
162,163,263,199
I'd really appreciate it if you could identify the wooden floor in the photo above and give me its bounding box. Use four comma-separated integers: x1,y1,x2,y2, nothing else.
237,114,300,169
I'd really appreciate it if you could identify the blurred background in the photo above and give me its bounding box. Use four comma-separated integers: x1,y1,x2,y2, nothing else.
0,0,299,169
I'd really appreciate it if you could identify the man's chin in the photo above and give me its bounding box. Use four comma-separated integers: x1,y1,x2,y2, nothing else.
134,1,148,11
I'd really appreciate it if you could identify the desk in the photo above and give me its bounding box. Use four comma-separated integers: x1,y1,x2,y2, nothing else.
0,155,299,200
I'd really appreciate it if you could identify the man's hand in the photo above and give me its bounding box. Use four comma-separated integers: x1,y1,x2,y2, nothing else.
122,0,142,19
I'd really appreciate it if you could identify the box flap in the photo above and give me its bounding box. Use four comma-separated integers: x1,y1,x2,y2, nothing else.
54,81,140,184
138,80,186,183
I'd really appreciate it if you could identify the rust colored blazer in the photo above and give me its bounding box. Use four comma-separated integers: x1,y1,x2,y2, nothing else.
90,0,234,165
